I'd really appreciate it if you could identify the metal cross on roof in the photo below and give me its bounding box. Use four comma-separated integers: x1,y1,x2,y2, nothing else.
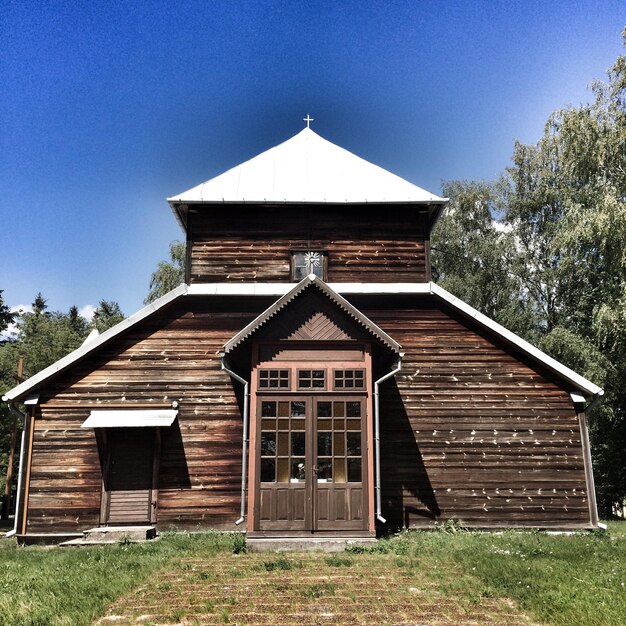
303,114,314,128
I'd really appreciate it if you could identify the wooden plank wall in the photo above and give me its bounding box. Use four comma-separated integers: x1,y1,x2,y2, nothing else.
188,206,429,283
24,292,593,532
27,298,267,533
357,296,592,529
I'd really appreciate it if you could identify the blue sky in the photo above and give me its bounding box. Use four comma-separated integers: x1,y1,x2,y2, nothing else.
1,1,624,318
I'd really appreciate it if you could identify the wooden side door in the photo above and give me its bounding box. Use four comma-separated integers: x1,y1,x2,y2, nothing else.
104,428,155,525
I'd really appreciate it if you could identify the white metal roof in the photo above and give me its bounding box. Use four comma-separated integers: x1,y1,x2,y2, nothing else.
82,409,178,428
168,128,446,206
2,281,603,401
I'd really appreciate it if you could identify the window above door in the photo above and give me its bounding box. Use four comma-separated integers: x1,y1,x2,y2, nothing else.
291,250,327,281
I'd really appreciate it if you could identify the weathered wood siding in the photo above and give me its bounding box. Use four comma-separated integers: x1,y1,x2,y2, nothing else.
24,292,593,533
26,297,269,533
356,296,592,528
187,206,429,283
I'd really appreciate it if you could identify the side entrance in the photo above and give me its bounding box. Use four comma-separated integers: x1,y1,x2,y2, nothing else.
100,428,159,526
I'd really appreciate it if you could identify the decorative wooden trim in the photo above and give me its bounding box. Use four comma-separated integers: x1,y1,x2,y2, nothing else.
223,276,402,355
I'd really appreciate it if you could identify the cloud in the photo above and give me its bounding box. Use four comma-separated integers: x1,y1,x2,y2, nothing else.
11,304,33,315
78,304,97,321
0,304,33,340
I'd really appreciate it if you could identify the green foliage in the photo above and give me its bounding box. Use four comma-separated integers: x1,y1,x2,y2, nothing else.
145,241,186,304
301,581,336,598
437,517,469,534
231,531,247,554
32,292,47,314
92,300,124,333
0,290,14,337
261,554,300,571
432,181,539,342
324,554,353,567
13,310,86,380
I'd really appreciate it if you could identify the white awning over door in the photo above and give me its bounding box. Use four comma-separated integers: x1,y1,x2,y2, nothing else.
81,409,178,428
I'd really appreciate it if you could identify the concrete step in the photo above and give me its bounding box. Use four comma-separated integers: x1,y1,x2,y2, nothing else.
59,525,157,547
59,537,120,547
246,537,378,552
84,525,157,542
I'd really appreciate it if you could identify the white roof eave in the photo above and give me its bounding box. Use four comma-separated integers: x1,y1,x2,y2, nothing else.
2,281,602,402
167,198,446,205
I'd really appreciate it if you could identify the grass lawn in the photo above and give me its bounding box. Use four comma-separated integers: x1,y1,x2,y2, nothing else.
0,532,245,626
0,521,624,626
367,520,626,626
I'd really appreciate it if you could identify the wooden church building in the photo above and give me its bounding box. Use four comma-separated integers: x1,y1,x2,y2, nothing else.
3,125,604,543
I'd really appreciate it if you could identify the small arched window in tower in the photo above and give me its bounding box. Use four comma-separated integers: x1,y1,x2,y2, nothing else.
291,250,327,281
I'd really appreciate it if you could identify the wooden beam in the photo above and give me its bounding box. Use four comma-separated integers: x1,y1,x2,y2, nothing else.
20,406,36,536
578,407,599,526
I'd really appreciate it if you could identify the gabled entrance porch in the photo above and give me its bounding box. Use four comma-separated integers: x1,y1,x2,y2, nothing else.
221,276,402,539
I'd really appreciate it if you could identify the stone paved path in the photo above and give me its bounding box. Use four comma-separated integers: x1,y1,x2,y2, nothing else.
96,553,539,626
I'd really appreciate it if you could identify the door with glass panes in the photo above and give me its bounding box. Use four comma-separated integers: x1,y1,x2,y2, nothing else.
255,367,367,532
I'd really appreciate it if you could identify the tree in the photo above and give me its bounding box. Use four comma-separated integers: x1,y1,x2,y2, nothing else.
431,180,538,340
145,241,186,304
32,292,47,315
0,291,17,496
92,300,124,334
0,290,14,339
16,307,88,379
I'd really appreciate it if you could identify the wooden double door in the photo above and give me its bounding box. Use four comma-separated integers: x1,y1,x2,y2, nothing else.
255,394,367,532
